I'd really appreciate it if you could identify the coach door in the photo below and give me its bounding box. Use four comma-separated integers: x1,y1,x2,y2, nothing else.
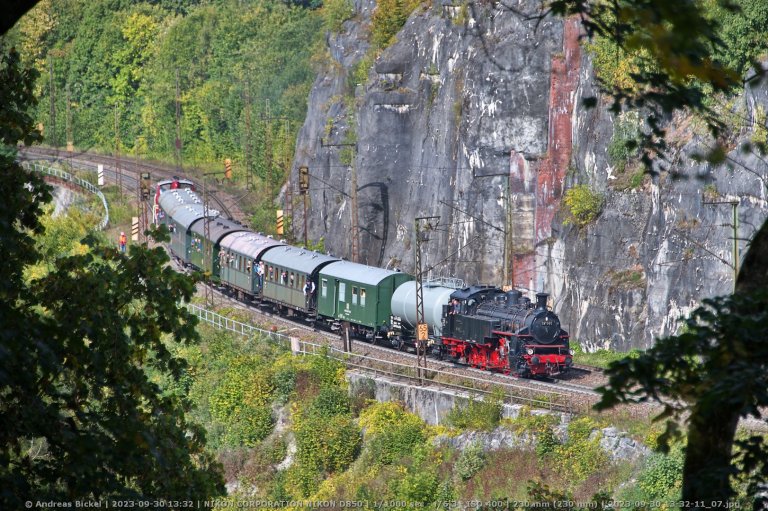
334,280,346,317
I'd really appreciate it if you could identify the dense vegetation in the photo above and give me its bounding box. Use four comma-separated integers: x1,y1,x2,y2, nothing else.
0,48,224,506
176,322,709,506
7,0,325,225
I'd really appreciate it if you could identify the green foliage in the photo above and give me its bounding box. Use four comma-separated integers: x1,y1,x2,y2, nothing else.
349,52,374,89
445,389,504,431
13,0,323,217
549,0,748,169
371,0,422,48
0,47,224,506
705,0,768,77
293,382,360,477
596,291,768,500
454,441,486,481
552,417,608,483
571,344,643,369
637,444,685,500
563,185,604,227
608,111,642,173
323,0,355,32
387,446,440,504
360,402,426,464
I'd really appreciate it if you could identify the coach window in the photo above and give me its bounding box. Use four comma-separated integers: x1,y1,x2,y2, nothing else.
321,279,327,298
339,282,346,302
352,287,358,305
290,273,295,287
360,288,366,307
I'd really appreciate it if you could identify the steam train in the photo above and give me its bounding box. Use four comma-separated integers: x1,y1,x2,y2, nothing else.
153,177,573,377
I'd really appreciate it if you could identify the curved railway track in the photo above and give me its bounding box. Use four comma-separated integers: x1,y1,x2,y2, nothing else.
197,277,603,411
24,145,604,411
18,146,242,222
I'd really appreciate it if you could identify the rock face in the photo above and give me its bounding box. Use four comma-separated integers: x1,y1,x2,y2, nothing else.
291,0,768,349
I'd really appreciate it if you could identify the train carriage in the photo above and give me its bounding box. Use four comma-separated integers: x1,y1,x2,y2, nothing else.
317,261,412,340
188,217,247,275
153,177,195,224
260,246,339,313
218,231,285,298
158,189,207,262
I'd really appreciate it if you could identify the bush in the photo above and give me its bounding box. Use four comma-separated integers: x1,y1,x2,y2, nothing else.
637,444,685,499
322,0,355,32
446,390,503,431
371,0,422,48
225,404,275,447
552,417,608,484
359,402,426,464
387,446,439,504
563,185,604,227
454,441,486,481
608,111,642,173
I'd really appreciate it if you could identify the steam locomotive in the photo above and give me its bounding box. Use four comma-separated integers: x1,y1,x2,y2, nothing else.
154,177,573,378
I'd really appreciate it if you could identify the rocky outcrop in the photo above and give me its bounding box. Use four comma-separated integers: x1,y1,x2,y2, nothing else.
291,0,768,349
292,0,564,284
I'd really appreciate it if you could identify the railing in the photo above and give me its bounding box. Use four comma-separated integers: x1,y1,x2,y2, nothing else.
22,160,110,230
185,303,575,413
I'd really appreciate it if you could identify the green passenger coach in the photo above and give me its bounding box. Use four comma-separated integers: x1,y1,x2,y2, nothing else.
317,261,413,339
260,246,339,312
218,231,285,298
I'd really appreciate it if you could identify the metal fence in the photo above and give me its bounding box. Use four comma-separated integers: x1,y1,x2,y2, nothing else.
22,160,110,230
185,303,574,413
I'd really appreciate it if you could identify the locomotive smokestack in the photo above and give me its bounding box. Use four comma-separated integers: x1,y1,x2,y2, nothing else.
535,292,549,311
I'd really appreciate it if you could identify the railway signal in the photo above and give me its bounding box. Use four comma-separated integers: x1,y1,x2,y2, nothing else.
299,166,309,193
140,172,151,200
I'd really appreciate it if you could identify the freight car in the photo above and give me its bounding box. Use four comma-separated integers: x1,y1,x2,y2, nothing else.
154,178,570,378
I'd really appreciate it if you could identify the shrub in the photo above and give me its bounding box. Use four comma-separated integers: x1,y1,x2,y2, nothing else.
563,185,604,227
322,0,355,32
454,441,486,481
607,111,642,173
552,417,608,484
225,404,275,447
359,402,426,464
445,390,504,431
371,0,422,48
637,444,685,499
387,446,439,504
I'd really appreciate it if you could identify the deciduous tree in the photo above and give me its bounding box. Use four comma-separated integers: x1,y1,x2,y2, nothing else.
0,47,224,507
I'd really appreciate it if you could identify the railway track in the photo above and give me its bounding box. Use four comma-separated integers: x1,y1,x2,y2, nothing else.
195,277,602,411
18,145,243,223
25,144,602,411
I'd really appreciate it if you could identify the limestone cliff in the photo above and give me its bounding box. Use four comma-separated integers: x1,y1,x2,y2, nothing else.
290,0,768,350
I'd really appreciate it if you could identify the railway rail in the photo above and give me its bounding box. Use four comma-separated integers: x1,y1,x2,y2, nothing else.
193,277,602,412
24,144,603,412
18,145,242,223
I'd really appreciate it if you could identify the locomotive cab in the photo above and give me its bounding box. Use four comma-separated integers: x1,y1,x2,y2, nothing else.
441,289,572,377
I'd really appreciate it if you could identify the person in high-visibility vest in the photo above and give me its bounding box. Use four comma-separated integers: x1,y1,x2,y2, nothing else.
119,231,127,253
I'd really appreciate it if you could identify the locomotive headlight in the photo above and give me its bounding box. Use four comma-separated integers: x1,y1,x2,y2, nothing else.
526,348,534,356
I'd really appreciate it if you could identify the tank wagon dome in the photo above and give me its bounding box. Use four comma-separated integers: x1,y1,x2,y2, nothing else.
260,245,340,276
320,260,406,285
219,231,286,260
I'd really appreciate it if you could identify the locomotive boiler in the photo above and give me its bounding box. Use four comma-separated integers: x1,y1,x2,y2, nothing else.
440,289,572,377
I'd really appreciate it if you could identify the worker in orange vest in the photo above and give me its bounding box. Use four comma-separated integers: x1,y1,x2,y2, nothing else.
119,231,127,253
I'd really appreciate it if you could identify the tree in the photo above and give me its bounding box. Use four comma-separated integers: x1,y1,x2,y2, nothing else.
595,292,768,502
0,48,224,506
